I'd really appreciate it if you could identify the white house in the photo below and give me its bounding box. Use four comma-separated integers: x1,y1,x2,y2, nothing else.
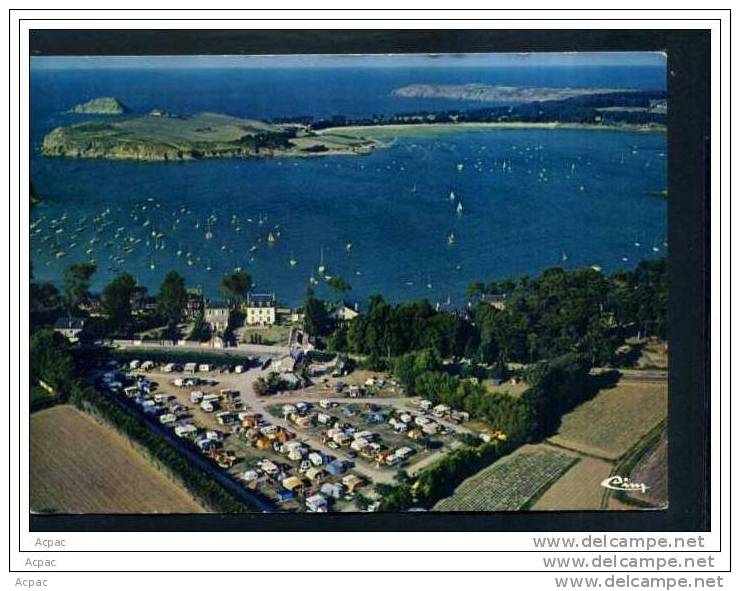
329,302,360,323
245,293,277,326
204,300,231,333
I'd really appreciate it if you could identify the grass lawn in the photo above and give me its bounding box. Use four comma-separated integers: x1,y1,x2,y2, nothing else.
482,380,529,398
240,323,292,346
112,348,253,366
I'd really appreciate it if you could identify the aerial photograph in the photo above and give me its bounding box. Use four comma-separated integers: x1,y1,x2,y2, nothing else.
29,51,668,514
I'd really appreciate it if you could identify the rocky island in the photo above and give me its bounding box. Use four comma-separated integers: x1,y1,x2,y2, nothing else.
392,84,632,103
41,111,378,161
66,96,130,114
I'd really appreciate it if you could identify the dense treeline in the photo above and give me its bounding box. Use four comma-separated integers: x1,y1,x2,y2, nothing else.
337,259,667,369
343,297,476,368
310,91,667,130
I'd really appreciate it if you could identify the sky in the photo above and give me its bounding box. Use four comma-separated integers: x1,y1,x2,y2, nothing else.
31,52,667,70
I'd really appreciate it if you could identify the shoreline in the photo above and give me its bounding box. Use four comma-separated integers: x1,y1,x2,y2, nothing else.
317,121,667,137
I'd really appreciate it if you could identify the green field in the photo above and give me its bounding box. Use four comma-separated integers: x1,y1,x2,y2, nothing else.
433,445,577,511
112,348,253,366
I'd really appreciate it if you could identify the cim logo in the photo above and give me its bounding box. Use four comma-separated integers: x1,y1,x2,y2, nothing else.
600,475,650,494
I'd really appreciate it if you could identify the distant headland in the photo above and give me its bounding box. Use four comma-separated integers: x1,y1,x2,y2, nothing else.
42,90,666,163
66,96,130,115
391,84,635,103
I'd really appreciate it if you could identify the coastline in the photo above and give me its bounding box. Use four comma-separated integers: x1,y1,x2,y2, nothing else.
40,117,664,163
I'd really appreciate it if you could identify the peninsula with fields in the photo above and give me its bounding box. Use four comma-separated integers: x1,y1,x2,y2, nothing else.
41,109,379,162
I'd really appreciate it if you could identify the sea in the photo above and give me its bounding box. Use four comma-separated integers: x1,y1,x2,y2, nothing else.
30,65,667,307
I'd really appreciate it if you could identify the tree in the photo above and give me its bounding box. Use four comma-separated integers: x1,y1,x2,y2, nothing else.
157,271,187,343
220,271,253,304
101,273,138,336
62,262,96,320
188,313,212,342
30,328,75,400
252,377,268,396
327,275,352,294
303,290,330,336
466,281,486,301
157,271,187,325
394,469,412,484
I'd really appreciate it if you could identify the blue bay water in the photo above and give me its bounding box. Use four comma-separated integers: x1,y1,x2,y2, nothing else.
30,66,667,307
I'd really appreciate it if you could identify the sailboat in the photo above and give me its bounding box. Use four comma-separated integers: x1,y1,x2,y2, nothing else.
267,232,276,244
456,202,464,215
456,163,464,172
289,254,297,267
448,232,455,246
561,251,569,262
345,242,352,252
449,191,456,201
205,218,213,240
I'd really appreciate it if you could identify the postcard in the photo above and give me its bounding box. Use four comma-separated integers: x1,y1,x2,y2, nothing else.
29,50,668,515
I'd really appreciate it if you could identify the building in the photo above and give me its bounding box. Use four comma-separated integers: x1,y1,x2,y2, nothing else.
329,302,360,323
245,293,277,326
184,289,204,320
204,300,231,333
53,316,86,342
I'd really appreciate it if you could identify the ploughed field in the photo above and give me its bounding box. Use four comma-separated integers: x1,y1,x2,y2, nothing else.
30,405,205,514
433,445,577,511
531,450,613,511
547,379,668,461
